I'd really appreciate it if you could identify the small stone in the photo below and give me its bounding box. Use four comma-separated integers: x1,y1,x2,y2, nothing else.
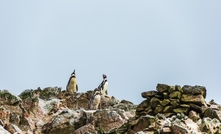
150,97,161,109
141,91,158,98
154,105,164,114
160,99,170,106
162,127,171,133
163,106,173,113
188,110,200,122
169,91,181,99
173,108,189,114
170,99,180,108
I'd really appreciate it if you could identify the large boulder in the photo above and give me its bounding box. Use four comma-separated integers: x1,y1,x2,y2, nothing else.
42,109,87,134
0,90,21,105
203,108,221,122
182,85,207,98
181,94,206,106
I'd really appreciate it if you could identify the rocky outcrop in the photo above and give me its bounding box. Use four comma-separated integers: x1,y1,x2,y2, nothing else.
0,84,221,134
136,84,208,118
128,84,221,134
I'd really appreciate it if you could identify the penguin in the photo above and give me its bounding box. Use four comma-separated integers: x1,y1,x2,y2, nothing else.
88,90,101,110
66,70,78,93
98,74,108,95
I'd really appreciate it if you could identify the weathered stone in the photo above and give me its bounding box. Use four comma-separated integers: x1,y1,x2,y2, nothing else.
160,99,170,106
150,97,161,109
73,123,96,134
198,117,221,134
180,104,190,108
39,87,61,100
181,94,206,106
162,92,169,99
154,105,164,114
210,104,219,110
173,108,189,114
189,103,202,113
141,91,158,98
169,91,181,99
188,110,200,122
164,113,174,117
156,84,170,93
182,85,207,98
170,99,180,108
94,110,125,133
136,100,149,112
161,127,171,134
129,115,155,133
171,124,188,134
0,90,21,105
175,85,182,92
163,106,173,113
168,86,176,93
203,108,221,122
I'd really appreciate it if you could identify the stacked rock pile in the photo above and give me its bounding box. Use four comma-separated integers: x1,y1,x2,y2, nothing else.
136,84,208,118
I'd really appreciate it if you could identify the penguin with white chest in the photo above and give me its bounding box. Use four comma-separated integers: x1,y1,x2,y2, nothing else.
88,90,101,110
98,74,108,95
66,70,78,93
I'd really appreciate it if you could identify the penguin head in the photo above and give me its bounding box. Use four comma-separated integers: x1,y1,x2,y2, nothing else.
71,70,76,77
103,74,107,79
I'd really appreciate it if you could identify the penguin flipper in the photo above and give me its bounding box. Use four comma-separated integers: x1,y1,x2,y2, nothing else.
76,84,78,91
98,81,104,90
66,78,71,91
105,90,108,95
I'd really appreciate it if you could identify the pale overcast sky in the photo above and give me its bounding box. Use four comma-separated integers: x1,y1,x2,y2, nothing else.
0,1,221,104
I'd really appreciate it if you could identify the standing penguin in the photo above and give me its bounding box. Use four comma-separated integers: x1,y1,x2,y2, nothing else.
88,90,101,110
66,70,78,93
98,74,108,95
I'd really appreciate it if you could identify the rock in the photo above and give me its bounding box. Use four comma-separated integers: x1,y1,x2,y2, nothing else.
160,99,170,106
203,108,221,121
168,86,176,93
188,110,200,122
154,105,164,114
171,124,188,134
42,109,87,134
169,91,181,99
189,103,202,113
73,123,96,134
0,83,219,134
198,117,221,134
150,97,161,109
40,87,61,100
173,108,189,115
181,94,206,106
161,127,171,134
170,99,180,108
141,91,159,98
136,100,149,112
156,84,170,93
129,115,155,133
0,90,21,105
182,85,207,98
163,106,173,113
93,109,125,133
0,125,10,134
66,91,92,110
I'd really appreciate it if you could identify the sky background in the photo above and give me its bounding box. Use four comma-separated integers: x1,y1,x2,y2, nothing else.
0,1,221,105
